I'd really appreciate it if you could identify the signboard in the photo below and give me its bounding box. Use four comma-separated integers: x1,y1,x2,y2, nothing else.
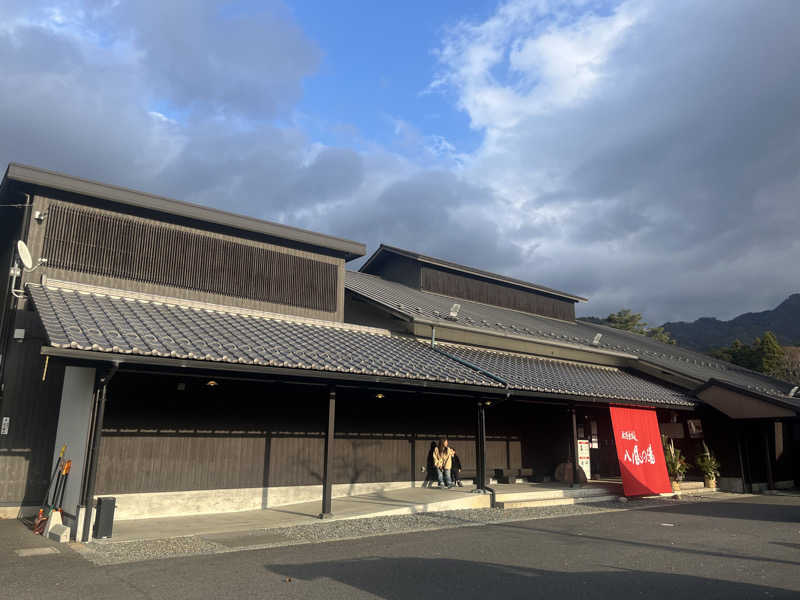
578,439,591,479
1,417,9,436
610,406,671,496
687,419,703,438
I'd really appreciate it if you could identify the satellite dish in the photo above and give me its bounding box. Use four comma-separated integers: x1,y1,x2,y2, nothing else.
17,240,33,270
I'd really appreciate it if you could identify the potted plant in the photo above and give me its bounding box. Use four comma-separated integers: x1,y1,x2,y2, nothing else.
696,442,720,488
663,436,688,493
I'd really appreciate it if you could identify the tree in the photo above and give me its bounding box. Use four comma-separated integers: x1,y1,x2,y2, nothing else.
755,331,786,378
782,347,800,385
606,309,648,334
604,309,676,344
710,331,786,379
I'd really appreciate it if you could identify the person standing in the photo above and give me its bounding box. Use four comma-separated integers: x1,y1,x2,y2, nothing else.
433,438,455,488
451,448,463,487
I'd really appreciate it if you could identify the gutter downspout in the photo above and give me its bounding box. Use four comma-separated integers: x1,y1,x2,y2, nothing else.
80,362,118,542
429,326,512,505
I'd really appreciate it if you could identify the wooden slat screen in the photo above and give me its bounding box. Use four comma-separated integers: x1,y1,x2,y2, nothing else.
42,202,337,311
421,266,576,321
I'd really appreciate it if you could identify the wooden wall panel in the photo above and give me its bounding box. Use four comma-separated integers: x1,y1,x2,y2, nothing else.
421,266,576,321
0,311,66,504
92,374,581,494
41,201,338,312
95,434,268,494
365,254,421,289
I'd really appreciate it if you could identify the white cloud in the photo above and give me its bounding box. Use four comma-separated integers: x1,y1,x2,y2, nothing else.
2,0,800,326
432,0,800,322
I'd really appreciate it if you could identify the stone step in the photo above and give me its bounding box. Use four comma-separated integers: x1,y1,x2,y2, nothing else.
674,486,718,496
497,494,620,509
677,481,707,491
494,486,617,503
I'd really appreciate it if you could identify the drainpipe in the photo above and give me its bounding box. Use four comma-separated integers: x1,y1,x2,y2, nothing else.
80,363,118,542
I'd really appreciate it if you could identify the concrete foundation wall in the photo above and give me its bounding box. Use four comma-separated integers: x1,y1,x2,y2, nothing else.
102,480,417,520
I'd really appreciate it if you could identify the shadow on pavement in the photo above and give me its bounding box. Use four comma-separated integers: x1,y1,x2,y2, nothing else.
635,498,800,523
265,557,797,599
492,521,800,567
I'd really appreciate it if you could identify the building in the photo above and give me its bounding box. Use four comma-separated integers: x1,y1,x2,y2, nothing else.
1,164,798,541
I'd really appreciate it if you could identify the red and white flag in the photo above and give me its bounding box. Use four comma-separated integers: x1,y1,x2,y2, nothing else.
609,406,672,496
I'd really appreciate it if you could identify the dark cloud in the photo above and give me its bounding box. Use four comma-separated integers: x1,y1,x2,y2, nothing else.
453,0,800,322
94,0,319,117
1,1,799,327
321,170,524,273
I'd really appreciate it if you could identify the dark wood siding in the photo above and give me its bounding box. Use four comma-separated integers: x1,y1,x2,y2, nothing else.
94,374,570,494
363,254,421,289
41,201,337,312
421,266,576,321
344,293,410,331
0,310,66,504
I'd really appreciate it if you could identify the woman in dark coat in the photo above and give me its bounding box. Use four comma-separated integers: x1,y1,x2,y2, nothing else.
451,448,463,487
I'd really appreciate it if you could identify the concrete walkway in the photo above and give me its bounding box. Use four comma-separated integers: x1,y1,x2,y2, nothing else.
107,481,625,543
108,486,491,542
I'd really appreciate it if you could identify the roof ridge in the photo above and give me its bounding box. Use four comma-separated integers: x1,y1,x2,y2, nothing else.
360,244,587,302
33,279,393,337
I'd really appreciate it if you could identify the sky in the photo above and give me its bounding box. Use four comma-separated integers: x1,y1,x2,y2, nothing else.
1,0,799,325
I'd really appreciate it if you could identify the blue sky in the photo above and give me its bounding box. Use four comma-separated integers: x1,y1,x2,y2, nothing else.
1,0,799,325
289,1,490,154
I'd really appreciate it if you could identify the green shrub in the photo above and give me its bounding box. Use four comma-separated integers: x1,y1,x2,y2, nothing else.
695,441,721,480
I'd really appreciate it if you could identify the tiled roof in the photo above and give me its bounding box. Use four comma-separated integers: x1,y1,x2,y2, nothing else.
440,344,695,407
26,283,501,388
346,271,797,401
27,281,697,408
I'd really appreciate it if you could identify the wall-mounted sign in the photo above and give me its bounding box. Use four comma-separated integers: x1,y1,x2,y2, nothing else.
687,419,703,438
578,439,591,478
1,417,9,436
610,406,671,496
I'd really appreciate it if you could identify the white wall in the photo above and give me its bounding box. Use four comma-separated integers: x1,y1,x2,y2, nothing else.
51,366,95,519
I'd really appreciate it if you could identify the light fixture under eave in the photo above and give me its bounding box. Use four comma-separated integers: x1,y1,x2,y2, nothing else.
375,393,385,399
206,380,218,388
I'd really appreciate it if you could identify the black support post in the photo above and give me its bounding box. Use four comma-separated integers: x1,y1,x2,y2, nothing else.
764,422,775,491
475,402,487,491
570,407,580,488
81,367,116,542
737,427,748,493
320,386,336,518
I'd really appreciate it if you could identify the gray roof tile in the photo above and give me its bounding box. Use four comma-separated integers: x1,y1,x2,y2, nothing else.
27,282,698,407
346,271,795,401
27,283,501,388
441,344,694,407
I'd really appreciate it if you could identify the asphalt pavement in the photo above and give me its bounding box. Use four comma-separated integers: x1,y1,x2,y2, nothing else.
2,494,799,599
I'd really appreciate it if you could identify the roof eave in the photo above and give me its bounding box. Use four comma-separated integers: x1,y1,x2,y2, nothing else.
695,378,800,415
39,346,504,395
360,244,587,302
3,163,366,260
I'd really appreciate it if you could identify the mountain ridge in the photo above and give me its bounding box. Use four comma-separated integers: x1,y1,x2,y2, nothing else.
662,294,800,351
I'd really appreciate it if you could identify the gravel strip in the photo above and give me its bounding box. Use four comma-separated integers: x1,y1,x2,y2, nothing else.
79,494,720,565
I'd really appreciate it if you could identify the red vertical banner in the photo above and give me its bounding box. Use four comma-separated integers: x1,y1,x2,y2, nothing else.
609,406,672,496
